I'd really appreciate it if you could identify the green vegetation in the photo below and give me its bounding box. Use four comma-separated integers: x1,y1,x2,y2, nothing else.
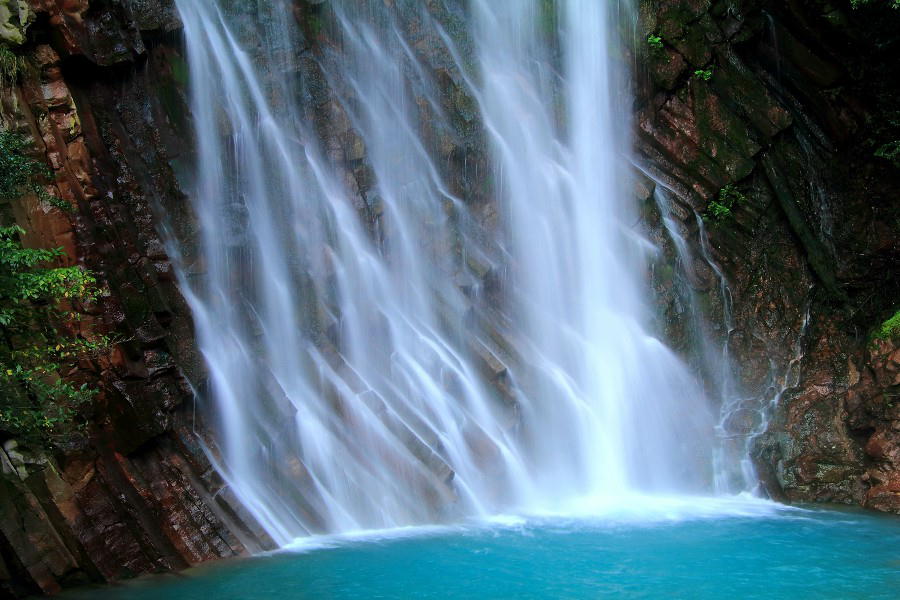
0,131,105,444
0,45,24,88
693,69,713,81
850,0,900,9
704,184,746,224
873,310,900,340
0,130,72,212
706,199,732,221
647,34,664,53
874,140,900,167
0,225,105,444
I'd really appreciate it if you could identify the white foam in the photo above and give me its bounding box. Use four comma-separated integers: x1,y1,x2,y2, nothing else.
281,523,460,553
277,496,807,555
519,493,801,524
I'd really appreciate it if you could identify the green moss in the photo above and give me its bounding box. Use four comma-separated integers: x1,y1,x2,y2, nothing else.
655,262,675,287
0,131,47,200
693,68,713,81
0,1,32,46
873,310,900,340
168,53,189,88
307,13,323,37
305,0,330,37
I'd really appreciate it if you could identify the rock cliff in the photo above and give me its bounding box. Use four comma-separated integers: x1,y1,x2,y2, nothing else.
634,0,900,511
0,2,270,597
0,0,897,596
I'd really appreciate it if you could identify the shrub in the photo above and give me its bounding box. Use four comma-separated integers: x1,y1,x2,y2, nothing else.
0,131,72,212
0,131,105,444
0,224,107,444
0,46,25,88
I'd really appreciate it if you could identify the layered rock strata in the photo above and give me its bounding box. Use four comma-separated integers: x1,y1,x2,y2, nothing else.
636,0,900,510
0,0,897,596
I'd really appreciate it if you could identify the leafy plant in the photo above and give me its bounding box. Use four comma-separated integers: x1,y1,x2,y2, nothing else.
647,34,664,54
0,224,107,443
873,310,900,340
0,131,104,444
0,46,25,88
874,140,900,167
693,69,713,81
704,184,746,224
0,130,72,212
706,199,732,220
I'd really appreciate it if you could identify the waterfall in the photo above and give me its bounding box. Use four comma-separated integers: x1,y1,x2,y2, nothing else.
473,0,714,499
172,0,717,546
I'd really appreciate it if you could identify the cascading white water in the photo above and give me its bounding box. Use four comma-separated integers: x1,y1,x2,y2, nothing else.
472,0,714,500
174,0,534,544
172,0,718,545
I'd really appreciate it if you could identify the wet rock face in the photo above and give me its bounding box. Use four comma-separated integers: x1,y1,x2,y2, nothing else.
0,0,497,594
0,1,271,596
836,337,900,511
751,334,900,510
0,0,897,594
638,0,900,511
26,0,180,65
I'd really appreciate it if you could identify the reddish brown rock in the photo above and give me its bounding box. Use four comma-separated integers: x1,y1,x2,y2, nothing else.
638,0,900,515
1,1,269,597
0,0,897,597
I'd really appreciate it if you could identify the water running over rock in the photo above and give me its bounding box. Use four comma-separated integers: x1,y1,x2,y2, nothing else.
173,0,718,545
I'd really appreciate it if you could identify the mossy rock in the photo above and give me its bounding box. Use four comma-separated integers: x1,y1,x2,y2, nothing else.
0,1,32,46
872,310,900,340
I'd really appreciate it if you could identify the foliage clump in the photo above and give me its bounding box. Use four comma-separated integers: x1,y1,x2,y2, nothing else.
704,184,746,224
0,45,24,88
0,225,105,444
0,130,72,212
850,0,900,10
647,34,664,53
0,131,104,444
872,310,900,341
693,69,713,81
873,140,900,167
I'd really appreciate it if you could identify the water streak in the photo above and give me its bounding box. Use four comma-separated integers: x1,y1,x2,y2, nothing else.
472,0,715,498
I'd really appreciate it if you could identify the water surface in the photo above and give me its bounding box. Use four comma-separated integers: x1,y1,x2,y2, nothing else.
63,498,900,599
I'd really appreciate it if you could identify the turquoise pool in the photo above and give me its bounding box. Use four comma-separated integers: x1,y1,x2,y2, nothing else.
61,497,900,599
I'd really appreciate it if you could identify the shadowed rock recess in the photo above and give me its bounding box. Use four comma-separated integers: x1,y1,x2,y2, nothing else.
0,0,897,596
